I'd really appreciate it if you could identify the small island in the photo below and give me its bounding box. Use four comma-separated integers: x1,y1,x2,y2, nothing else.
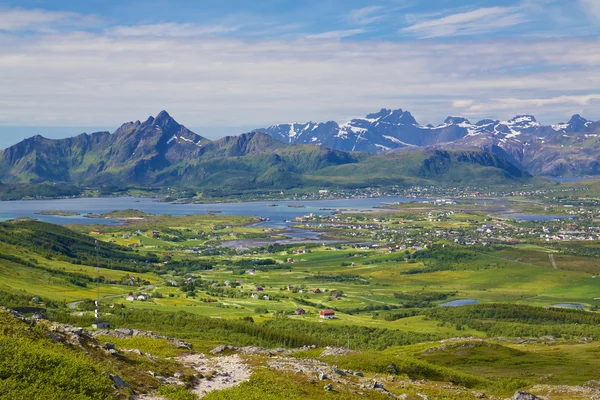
85,209,153,219
34,210,80,216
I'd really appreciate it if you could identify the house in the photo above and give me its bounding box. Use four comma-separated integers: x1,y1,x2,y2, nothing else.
137,294,148,301
255,287,264,292
286,258,294,263
319,309,335,319
263,295,270,300
224,280,231,286
247,269,256,275
251,293,259,299
287,285,295,291
313,288,322,294
126,295,136,301
295,308,306,315
90,229,104,235
92,321,111,329
295,249,307,254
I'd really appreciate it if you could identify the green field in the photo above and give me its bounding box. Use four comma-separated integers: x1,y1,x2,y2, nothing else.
2,198,600,399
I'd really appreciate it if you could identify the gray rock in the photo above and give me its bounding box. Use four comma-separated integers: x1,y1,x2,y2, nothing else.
210,344,235,354
332,368,346,376
112,374,132,390
512,391,542,400
354,371,364,377
319,372,328,381
174,339,193,350
324,383,333,391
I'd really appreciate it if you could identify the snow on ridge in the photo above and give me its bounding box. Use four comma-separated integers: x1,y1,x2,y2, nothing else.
382,135,415,146
168,135,202,147
552,123,568,131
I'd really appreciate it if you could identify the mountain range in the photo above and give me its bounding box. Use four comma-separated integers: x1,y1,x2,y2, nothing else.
0,111,532,192
251,109,600,176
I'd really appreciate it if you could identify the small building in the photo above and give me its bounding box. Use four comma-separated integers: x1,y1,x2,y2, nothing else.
93,320,111,329
263,295,270,300
251,293,259,299
313,288,322,294
295,308,306,315
126,295,136,301
255,287,264,292
286,257,294,263
319,309,335,319
137,294,148,301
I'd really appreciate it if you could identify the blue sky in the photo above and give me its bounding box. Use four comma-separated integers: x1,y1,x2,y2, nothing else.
0,0,599,147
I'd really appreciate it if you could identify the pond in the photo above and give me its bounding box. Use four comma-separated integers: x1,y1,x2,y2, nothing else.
551,303,584,309
439,299,479,307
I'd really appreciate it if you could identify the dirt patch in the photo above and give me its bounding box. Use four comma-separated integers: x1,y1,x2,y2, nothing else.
180,354,251,397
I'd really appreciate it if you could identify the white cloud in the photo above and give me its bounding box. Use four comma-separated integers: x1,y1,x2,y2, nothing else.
0,8,97,32
579,0,600,22
401,6,528,38
452,99,473,108
0,32,599,129
465,95,600,112
346,6,385,25
304,29,367,39
107,23,241,37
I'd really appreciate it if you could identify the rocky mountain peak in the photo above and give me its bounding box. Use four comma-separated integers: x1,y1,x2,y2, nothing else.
443,116,471,125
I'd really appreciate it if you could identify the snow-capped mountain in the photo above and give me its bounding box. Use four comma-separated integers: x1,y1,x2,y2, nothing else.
252,108,472,152
251,108,600,176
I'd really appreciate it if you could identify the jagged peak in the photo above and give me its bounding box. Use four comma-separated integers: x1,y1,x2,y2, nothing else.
475,119,498,126
443,116,471,125
365,108,397,120
508,115,538,124
568,114,588,124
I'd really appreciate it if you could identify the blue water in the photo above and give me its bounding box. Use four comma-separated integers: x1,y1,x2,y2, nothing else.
512,214,566,222
439,299,479,307
544,176,600,182
551,303,584,309
0,196,421,228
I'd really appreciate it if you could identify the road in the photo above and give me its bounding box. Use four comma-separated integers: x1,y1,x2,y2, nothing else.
68,284,154,309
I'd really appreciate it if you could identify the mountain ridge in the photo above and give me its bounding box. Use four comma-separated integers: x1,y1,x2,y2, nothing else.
251,108,600,176
0,111,532,191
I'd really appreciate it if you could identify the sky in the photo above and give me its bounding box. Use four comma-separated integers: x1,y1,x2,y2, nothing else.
0,0,599,148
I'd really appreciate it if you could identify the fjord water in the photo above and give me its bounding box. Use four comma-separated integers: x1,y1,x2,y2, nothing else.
0,196,418,227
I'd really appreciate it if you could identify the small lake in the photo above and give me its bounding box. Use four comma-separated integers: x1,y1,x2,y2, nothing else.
439,299,479,307
512,214,567,222
551,303,584,309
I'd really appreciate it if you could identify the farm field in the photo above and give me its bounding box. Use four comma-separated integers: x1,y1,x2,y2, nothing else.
2,194,600,399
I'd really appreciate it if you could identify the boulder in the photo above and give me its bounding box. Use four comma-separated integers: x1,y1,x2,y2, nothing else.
511,391,542,400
